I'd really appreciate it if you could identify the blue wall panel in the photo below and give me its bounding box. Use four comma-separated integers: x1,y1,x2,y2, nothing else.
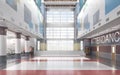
105,0,120,14
29,22,33,29
79,0,84,8
84,15,90,30
77,19,81,31
38,14,44,35
6,0,17,11
39,23,44,35
35,0,41,9
40,4,45,16
24,5,33,29
93,10,100,25
79,0,86,10
75,3,80,15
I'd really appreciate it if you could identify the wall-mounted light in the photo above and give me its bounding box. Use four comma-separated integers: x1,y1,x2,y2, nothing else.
37,41,40,50
97,46,99,52
112,45,116,53
111,45,116,67
80,41,83,50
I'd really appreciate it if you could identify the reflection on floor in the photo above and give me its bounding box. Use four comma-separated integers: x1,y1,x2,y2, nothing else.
0,57,120,75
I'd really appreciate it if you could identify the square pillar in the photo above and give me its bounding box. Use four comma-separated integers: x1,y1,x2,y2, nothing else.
0,27,7,69
15,33,21,60
25,36,30,59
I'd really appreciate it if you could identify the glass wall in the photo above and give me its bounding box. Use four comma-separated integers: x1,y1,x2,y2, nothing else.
47,27,74,51
47,11,74,23
46,9,74,51
47,27,74,39
47,40,73,51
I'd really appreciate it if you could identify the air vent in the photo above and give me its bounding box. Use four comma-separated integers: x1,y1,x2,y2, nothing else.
117,10,120,16
106,17,109,22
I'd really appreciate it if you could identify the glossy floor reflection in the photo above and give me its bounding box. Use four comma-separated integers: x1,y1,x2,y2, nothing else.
5,60,113,70
5,57,114,70
1,57,120,75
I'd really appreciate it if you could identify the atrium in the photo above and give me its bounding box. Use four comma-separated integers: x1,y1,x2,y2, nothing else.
0,0,120,75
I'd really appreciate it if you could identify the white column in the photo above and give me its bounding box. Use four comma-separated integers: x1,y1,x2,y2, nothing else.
15,33,21,54
0,35,6,56
25,36,30,53
0,27,7,68
25,41,29,52
0,27,7,56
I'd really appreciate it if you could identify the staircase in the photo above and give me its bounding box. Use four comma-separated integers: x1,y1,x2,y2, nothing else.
35,51,85,57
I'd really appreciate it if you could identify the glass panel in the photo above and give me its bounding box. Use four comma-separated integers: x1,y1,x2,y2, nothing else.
47,40,73,51
46,10,74,51
47,11,74,23
46,27,74,39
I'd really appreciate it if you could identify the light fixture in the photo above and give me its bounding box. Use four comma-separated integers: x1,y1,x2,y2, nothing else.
97,46,99,52
112,46,116,53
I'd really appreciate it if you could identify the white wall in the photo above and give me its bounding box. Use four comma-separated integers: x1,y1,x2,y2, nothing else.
0,0,43,34
78,0,105,30
78,0,120,37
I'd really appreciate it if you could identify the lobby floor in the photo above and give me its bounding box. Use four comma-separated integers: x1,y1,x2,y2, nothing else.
0,57,120,75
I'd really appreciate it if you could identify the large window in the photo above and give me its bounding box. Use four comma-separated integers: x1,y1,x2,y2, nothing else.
47,11,74,23
47,27,74,51
46,9,74,51
105,0,120,14
6,0,17,11
47,40,73,51
93,10,100,25
84,15,90,30
47,27,74,39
